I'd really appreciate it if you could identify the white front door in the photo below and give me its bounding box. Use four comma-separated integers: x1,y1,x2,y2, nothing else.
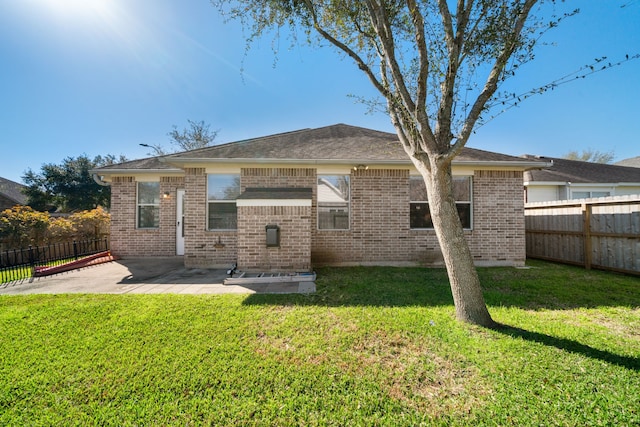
176,189,185,255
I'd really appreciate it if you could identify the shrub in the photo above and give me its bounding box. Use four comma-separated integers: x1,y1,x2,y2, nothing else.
0,206,50,249
0,206,110,250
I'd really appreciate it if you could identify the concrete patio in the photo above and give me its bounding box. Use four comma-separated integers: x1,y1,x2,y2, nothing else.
0,257,315,295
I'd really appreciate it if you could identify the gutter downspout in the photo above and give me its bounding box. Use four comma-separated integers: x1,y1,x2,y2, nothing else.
93,173,110,187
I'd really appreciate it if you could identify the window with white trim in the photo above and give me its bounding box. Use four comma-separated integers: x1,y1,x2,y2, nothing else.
318,175,350,230
137,182,160,229
207,174,240,230
410,176,472,229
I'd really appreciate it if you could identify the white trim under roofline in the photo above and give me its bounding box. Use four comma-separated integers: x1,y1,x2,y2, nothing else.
89,168,183,175
162,157,550,170
524,181,640,187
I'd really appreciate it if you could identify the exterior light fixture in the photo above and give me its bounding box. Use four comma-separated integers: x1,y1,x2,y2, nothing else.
353,165,369,171
163,191,171,199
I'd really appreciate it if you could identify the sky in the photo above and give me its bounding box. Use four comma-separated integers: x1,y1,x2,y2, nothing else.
1,0,639,184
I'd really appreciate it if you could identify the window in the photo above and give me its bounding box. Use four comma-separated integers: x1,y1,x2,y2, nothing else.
571,190,611,200
318,175,350,230
410,176,472,229
207,174,240,230
137,182,160,228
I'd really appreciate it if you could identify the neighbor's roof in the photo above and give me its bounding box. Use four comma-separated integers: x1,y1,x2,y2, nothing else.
615,156,640,168
0,177,27,205
93,124,547,174
523,155,640,184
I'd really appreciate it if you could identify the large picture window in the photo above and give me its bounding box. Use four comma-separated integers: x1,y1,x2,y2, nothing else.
137,182,160,229
410,176,472,229
318,175,350,230
207,174,240,230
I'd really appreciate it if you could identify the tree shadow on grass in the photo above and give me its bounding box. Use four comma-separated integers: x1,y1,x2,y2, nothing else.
242,262,640,310
241,264,640,371
242,266,456,308
493,323,640,372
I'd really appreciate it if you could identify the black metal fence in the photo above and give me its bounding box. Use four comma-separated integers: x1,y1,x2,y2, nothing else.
0,238,110,283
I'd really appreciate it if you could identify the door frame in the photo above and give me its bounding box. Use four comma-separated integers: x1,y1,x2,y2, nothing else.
176,189,185,256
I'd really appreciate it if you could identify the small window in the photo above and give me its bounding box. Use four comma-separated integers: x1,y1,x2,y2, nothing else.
137,182,160,229
318,175,350,230
207,174,240,230
410,176,472,229
572,190,610,200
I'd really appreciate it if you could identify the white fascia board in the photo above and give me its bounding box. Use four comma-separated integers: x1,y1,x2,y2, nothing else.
524,181,568,186
164,157,550,170
89,168,183,175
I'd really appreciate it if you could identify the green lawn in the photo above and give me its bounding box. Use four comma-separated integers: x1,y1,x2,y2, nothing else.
1,260,638,426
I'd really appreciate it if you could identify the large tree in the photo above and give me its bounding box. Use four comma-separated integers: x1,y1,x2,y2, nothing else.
23,154,126,212
212,0,579,327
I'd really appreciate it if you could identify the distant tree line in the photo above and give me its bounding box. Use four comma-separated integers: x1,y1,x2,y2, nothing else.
562,149,615,164
22,121,216,213
22,154,125,213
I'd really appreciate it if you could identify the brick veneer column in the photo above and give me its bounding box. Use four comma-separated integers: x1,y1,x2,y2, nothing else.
237,205,312,271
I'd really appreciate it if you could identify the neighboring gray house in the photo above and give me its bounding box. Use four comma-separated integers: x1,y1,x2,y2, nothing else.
93,124,547,271
523,155,640,203
0,177,27,211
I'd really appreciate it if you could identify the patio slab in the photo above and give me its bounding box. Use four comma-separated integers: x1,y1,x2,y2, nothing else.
0,257,315,295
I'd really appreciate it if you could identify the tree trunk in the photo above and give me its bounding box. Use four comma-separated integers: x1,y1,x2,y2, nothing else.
420,161,496,328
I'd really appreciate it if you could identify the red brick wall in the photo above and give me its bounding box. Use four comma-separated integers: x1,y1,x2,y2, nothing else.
110,168,526,268
312,169,414,264
468,170,526,266
312,169,525,267
183,168,237,268
237,205,311,271
109,176,183,257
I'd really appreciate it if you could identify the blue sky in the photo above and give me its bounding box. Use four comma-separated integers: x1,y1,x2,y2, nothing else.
1,0,639,184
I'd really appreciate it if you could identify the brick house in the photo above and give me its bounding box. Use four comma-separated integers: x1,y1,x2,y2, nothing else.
0,177,27,211
92,124,546,272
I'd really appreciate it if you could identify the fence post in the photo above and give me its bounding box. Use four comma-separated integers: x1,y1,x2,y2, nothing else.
28,245,35,266
73,240,78,260
582,203,592,270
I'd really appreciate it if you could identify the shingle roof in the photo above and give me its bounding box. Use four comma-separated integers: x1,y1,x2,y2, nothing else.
93,124,546,173
165,123,538,165
92,156,181,172
523,155,640,183
0,177,27,205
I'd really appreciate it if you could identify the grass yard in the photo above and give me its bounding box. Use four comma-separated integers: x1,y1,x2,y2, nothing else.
0,260,638,426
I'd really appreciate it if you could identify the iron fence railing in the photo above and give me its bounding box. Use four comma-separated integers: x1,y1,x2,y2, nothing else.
0,238,110,283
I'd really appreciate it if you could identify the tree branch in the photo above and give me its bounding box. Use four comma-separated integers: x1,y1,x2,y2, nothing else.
405,0,436,153
364,0,417,115
301,0,389,98
452,0,539,160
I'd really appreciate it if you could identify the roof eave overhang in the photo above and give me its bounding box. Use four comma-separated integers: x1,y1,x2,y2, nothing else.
90,168,183,175
162,157,550,170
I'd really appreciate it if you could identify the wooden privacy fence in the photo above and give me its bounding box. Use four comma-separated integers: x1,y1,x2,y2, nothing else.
525,195,640,276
